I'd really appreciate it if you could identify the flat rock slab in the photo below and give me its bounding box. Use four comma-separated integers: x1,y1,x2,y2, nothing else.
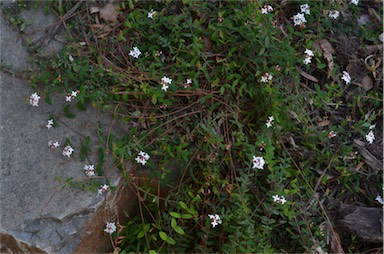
0,3,134,253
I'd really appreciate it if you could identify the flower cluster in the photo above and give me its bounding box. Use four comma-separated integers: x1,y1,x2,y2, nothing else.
329,10,340,19
350,0,359,5
261,4,273,14
293,4,311,27
260,73,273,83
375,195,384,205
46,119,54,129
160,76,172,91
84,164,96,177
29,92,41,107
104,222,117,234
266,116,274,128
252,156,265,169
66,90,78,102
62,145,75,157
147,9,156,19
129,46,141,59
98,184,109,194
208,214,222,228
272,194,287,205
48,140,60,149
303,48,314,65
135,151,150,165
341,71,351,84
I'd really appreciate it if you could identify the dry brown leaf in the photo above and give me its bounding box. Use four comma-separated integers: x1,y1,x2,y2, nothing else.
355,161,365,171
331,231,345,254
319,39,336,55
100,3,118,23
361,75,373,92
318,120,330,127
89,6,99,14
295,66,319,82
323,53,335,78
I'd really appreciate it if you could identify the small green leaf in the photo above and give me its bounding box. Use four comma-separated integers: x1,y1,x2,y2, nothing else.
170,212,181,218
137,230,145,239
173,225,185,235
159,231,167,241
149,250,156,254
179,201,188,209
165,236,176,245
171,218,177,228
181,214,193,219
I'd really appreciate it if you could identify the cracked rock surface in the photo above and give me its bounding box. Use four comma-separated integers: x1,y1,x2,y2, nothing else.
0,2,131,253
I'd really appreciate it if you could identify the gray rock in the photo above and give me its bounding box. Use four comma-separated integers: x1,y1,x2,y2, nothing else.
0,3,134,253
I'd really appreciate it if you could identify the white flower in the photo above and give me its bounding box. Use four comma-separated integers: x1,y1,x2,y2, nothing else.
46,119,54,129
69,55,74,62
48,140,60,148
260,73,273,83
329,10,340,19
252,156,265,169
268,116,274,122
186,79,192,84
303,57,312,65
98,184,109,194
293,13,307,26
300,4,310,15
369,124,376,130
129,46,141,59
66,90,78,102
266,116,274,128
304,48,314,57
148,9,156,19
350,0,359,5
62,145,74,157
135,151,150,165
365,130,375,144
272,194,280,202
84,164,96,177
160,76,172,91
104,222,117,234
375,195,384,205
328,131,337,138
261,5,273,14
29,92,41,107
272,194,287,204
208,214,222,228
341,71,351,84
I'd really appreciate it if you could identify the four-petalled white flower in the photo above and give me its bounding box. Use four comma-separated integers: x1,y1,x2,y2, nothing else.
62,145,75,157
66,90,78,102
300,4,310,15
260,73,273,83
84,164,96,177
329,10,340,19
261,5,273,14
48,140,60,149
148,9,156,19
98,184,110,194
46,119,54,129
293,13,307,26
104,222,117,234
252,156,265,169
